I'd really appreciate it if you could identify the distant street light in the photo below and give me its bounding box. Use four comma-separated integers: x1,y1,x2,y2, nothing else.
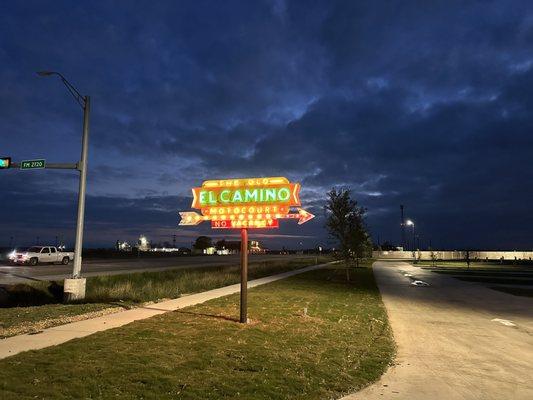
406,220,416,251
38,71,90,300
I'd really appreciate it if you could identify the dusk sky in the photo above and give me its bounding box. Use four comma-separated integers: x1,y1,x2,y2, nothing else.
2,1,533,250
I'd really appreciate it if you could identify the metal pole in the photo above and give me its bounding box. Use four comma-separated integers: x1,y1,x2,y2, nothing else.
240,228,248,323
412,225,416,251
72,96,90,278
400,205,405,249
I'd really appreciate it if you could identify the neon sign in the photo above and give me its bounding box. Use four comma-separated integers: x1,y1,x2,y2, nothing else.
179,177,314,229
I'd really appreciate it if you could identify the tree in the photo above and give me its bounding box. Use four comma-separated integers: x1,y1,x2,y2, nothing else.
193,236,212,251
324,188,372,281
215,239,227,250
380,241,397,251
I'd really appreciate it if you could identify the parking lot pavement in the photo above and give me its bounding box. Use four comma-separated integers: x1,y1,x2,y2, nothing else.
423,265,533,298
342,261,533,400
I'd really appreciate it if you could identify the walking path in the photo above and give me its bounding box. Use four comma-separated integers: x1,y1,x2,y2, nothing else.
342,261,533,400
0,263,327,360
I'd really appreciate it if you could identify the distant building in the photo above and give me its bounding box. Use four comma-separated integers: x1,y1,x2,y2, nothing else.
137,235,151,252
217,241,240,255
193,239,265,255
116,240,132,252
250,240,265,254
150,247,180,253
203,246,216,255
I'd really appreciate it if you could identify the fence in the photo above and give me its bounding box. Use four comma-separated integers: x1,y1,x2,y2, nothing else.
372,250,533,261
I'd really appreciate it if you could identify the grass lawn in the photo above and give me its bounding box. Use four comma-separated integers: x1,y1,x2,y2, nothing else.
0,265,394,400
0,303,117,338
0,256,329,338
85,256,331,303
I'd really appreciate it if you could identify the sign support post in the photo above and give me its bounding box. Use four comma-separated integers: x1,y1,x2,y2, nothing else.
240,228,248,323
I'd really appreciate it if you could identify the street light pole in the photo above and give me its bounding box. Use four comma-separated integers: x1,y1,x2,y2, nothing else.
37,71,90,301
72,95,90,279
406,220,415,251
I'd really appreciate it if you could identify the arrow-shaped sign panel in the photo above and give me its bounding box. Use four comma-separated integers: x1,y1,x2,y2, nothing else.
178,211,207,226
282,208,315,225
179,208,314,227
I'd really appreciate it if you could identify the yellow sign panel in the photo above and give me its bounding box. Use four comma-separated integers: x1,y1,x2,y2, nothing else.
179,177,313,230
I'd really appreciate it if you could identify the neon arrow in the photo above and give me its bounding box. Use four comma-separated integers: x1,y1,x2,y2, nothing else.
179,208,315,226
283,208,315,225
178,211,209,226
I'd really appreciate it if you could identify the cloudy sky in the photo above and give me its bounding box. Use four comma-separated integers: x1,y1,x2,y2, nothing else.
1,1,533,250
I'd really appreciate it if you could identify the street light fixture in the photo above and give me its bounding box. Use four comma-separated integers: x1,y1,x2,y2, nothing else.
37,71,91,301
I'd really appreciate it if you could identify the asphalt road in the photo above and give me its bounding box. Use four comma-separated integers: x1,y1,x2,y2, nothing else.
0,254,312,284
343,261,533,400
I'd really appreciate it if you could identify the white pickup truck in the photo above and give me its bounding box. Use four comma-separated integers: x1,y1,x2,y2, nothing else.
9,246,74,266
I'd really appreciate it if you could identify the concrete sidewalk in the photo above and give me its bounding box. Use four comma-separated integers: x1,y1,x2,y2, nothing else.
342,261,533,400
0,263,327,360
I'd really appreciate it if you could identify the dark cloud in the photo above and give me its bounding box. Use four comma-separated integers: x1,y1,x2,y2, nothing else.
1,1,533,249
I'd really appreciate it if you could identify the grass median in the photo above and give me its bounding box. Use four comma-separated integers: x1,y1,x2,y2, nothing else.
0,256,330,338
0,263,394,400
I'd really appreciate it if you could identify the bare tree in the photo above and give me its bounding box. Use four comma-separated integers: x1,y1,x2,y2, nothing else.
324,188,372,281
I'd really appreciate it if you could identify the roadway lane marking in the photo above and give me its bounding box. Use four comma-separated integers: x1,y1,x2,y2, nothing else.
411,280,430,287
491,318,516,327
399,270,430,286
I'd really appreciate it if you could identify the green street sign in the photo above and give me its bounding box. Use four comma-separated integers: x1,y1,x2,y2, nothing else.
20,159,46,170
